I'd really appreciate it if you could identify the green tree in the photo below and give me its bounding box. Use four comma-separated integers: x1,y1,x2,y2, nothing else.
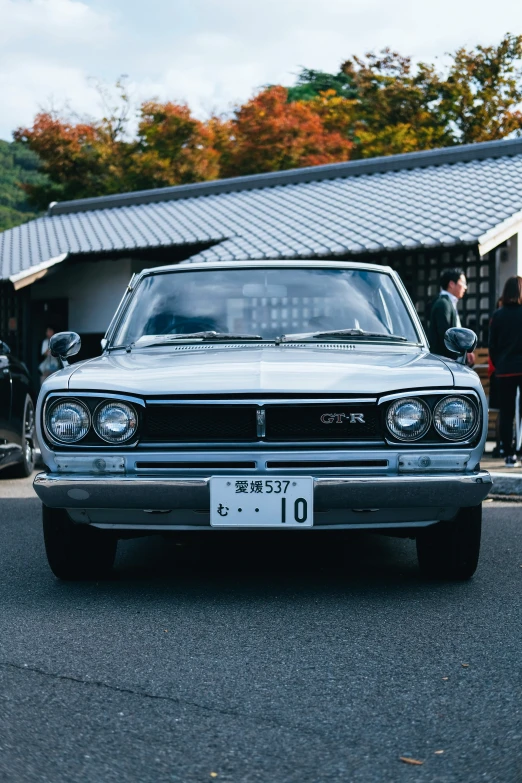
0,140,47,230
291,34,522,156
287,68,356,102
340,49,451,157
438,33,522,142
10,33,522,211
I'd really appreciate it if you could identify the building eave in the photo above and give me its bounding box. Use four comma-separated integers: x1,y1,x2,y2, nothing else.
8,253,68,290
479,209,522,256
48,137,522,216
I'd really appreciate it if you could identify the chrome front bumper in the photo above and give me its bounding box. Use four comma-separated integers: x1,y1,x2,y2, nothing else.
33,471,492,530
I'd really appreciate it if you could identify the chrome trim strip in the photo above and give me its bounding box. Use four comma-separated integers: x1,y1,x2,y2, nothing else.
44,391,146,405
383,436,479,448
378,388,480,404
390,267,428,347
142,398,382,447
139,440,386,449
89,520,440,532
47,447,477,474
256,409,266,438
102,274,136,347
145,397,378,405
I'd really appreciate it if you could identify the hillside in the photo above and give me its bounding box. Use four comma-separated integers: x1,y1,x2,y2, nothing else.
0,140,46,231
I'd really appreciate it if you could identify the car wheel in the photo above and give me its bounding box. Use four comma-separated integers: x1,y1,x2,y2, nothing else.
10,396,36,478
42,505,117,580
416,504,482,581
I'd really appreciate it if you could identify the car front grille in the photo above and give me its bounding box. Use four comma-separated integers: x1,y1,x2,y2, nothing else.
144,405,257,442
264,403,380,441
142,402,381,443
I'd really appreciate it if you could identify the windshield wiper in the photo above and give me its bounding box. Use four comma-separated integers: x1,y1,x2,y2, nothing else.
276,328,409,343
134,332,263,347
106,344,133,352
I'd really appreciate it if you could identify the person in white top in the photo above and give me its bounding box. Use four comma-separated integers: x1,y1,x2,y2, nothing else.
439,287,462,328
428,267,473,362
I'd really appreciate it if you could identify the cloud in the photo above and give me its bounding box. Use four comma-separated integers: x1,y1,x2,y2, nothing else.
0,0,115,137
0,0,113,46
119,0,522,118
1,0,522,139
0,58,103,133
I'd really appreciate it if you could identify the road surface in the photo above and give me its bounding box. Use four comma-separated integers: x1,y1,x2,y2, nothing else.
0,474,520,782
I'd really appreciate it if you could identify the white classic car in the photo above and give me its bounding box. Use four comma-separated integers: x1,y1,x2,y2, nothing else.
34,260,491,580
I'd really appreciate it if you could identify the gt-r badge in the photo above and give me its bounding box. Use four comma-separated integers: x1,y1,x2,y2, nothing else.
320,413,366,424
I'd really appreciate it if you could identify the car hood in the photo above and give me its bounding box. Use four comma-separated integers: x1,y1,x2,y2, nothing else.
63,344,456,396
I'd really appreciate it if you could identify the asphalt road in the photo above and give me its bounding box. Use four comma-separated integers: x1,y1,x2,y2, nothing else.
0,475,520,783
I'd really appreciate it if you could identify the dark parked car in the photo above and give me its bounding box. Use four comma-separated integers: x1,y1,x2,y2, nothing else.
0,339,37,477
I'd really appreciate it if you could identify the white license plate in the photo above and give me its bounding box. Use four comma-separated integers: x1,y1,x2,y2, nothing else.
210,476,313,527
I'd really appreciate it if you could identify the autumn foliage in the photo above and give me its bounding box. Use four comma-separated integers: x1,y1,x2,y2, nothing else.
13,113,110,207
13,101,223,207
130,101,221,189
219,86,353,177
11,33,522,210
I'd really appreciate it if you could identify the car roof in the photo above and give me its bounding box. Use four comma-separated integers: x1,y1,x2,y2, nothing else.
137,259,395,278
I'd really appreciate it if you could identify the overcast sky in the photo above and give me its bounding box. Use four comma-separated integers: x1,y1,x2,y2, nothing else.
2,0,522,140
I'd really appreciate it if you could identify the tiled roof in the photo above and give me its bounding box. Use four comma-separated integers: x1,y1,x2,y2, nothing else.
2,138,522,281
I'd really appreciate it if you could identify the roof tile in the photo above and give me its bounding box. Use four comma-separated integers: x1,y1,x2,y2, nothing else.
3,144,522,279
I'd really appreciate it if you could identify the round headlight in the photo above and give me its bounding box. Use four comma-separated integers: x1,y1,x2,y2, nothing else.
386,398,431,441
46,399,90,443
94,401,138,443
433,396,477,441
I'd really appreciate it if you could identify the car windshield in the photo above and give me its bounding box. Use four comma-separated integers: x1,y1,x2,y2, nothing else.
112,267,420,346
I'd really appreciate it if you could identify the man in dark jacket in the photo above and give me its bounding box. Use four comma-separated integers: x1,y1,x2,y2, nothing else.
428,267,468,357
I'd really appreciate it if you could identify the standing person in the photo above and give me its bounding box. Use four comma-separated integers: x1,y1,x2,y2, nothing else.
428,267,470,357
489,276,522,467
488,298,503,458
38,324,61,384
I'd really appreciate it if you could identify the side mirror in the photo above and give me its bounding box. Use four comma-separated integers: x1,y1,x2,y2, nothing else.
50,332,81,365
444,327,477,364
0,340,10,355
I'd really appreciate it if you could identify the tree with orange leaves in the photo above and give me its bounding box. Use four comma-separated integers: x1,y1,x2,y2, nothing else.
127,101,221,190
10,33,522,215
13,112,111,209
14,95,222,207
220,86,353,178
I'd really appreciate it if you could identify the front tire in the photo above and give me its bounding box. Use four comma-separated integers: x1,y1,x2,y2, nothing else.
10,396,36,478
416,504,482,580
43,505,117,580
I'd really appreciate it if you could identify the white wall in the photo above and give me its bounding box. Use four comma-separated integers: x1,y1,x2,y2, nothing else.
31,258,133,333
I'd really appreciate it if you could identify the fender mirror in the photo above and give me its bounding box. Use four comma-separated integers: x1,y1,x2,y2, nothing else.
0,340,10,355
444,327,477,364
50,331,81,365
